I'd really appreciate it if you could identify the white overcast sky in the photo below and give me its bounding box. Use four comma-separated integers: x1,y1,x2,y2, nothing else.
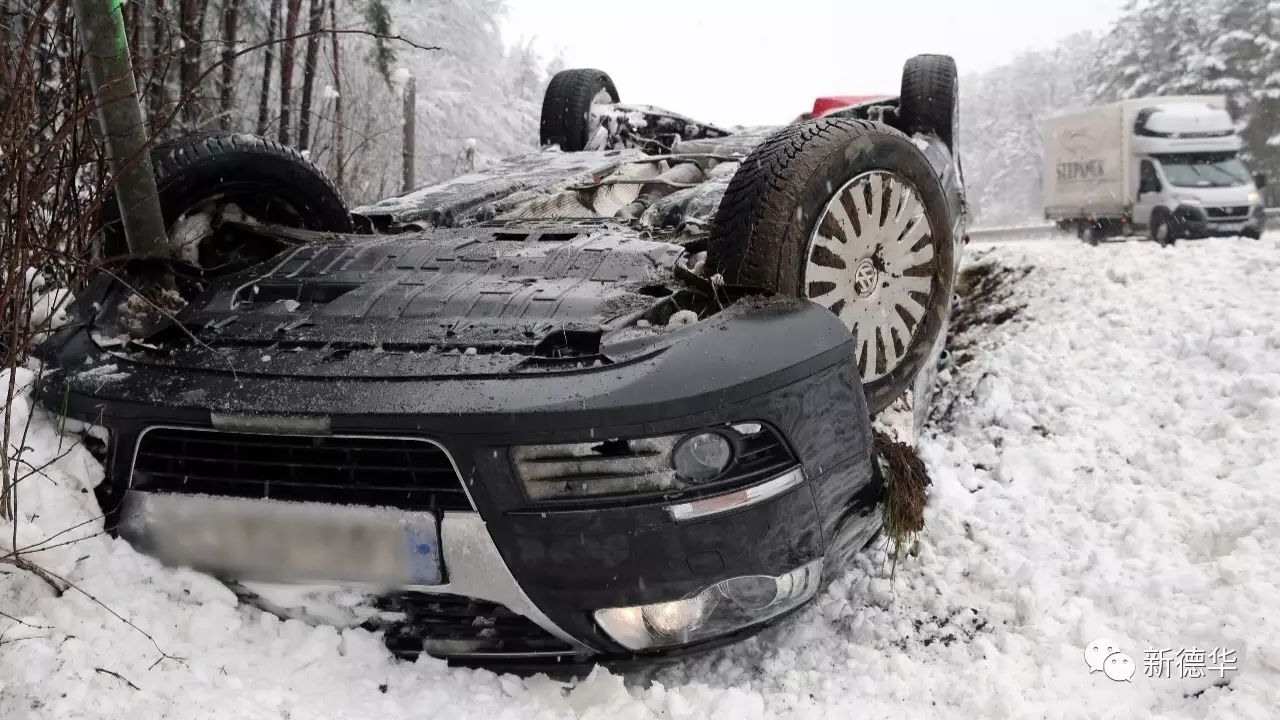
501,0,1124,127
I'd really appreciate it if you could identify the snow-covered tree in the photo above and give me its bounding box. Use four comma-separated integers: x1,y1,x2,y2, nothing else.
1090,0,1280,198
38,0,556,203
1090,0,1218,100
960,34,1096,225
963,0,1280,224
387,0,547,189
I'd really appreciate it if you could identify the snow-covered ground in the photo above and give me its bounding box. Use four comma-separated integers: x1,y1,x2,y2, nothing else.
4,235,1280,719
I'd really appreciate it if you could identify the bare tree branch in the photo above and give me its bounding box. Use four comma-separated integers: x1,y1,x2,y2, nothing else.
95,667,141,691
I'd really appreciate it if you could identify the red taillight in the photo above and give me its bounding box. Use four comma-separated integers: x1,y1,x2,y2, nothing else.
811,95,891,117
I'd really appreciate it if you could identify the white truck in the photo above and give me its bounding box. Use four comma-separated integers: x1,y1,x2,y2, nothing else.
1043,96,1267,245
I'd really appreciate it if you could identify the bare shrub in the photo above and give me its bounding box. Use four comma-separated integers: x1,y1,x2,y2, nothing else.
1,0,110,523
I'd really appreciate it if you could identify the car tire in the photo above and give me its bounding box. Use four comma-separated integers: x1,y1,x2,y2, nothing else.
1080,223,1100,246
707,118,957,415
102,132,354,263
898,54,958,152
539,68,619,151
1150,212,1175,247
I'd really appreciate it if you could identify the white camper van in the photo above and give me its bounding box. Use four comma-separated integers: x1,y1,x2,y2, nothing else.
1043,96,1267,245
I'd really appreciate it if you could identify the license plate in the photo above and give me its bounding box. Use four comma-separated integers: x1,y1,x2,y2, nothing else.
121,492,442,585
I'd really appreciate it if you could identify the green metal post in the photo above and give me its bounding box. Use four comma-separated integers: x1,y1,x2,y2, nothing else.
71,0,169,259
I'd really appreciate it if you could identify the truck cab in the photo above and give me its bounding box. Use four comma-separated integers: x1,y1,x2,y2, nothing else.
1130,102,1266,242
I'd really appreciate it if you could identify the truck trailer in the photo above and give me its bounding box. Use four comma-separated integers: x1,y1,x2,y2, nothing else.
1043,96,1267,245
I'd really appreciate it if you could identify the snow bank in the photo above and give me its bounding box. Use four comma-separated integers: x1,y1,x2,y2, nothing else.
4,236,1280,718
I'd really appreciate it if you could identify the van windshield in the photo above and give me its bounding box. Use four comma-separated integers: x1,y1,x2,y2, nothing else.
1155,153,1251,188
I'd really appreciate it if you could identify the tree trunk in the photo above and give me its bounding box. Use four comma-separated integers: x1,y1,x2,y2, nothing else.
255,0,280,135
124,0,139,64
277,0,303,145
176,0,210,128
327,0,343,190
296,0,323,150
217,0,243,129
148,0,168,132
125,0,145,116
401,74,415,192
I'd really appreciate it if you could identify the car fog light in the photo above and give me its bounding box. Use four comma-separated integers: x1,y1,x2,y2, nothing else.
594,558,822,651
593,606,649,651
595,597,714,651
643,594,715,635
672,432,732,481
513,422,790,501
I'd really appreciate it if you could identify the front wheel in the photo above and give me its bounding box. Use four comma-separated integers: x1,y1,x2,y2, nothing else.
1151,214,1176,247
102,133,354,266
708,118,956,414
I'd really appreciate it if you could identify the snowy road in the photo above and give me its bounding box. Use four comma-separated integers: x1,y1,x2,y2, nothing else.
4,235,1280,719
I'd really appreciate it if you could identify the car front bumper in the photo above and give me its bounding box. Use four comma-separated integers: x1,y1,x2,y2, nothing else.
41,300,882,667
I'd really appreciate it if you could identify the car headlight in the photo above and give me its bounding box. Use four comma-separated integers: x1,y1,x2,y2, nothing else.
594,559,822,650
1248,191,1261,205
512,423,788,501
1176,195,1202,206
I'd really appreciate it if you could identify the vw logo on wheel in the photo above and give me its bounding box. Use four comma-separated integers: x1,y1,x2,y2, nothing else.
852,258,879,298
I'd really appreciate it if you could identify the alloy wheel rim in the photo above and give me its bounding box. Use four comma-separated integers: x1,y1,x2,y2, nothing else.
804,170,935,382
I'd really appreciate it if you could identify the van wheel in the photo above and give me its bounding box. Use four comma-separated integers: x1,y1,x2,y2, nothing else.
1080,223,1100,246
1151,213,1175,247
708,118,956,415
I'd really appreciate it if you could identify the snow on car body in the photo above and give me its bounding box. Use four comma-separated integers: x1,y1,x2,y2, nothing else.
38,56,967,668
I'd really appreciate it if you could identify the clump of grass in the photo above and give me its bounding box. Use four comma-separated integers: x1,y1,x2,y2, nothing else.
873,430,930,578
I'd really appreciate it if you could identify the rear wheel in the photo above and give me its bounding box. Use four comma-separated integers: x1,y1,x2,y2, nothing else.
1080,222,1100,246
898,54,958,152
539,68,619,151
102,133,353,267
708,118,956,414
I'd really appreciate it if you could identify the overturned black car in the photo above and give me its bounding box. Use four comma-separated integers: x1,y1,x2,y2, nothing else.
39,54,967,669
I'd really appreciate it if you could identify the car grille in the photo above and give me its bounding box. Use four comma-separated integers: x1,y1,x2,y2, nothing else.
369,592,577,658
131,428,470,511
731,427,799,487
1205,206,1250,219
